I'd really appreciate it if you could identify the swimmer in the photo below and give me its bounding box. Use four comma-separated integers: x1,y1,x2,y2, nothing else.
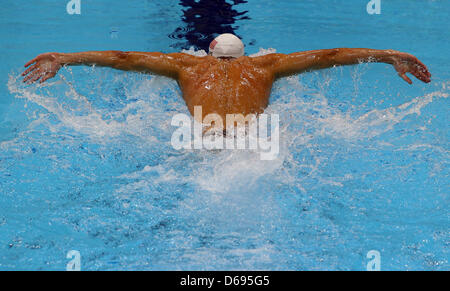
22,33,431,124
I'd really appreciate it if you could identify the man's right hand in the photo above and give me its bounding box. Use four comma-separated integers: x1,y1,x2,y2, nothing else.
22,53,62,84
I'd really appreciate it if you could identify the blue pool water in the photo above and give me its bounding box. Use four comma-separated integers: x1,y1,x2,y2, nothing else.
0,0,449,270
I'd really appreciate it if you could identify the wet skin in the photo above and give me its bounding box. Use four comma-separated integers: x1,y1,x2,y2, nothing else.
23,48,431,123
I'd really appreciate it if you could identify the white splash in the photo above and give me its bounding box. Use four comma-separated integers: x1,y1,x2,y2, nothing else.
7,72,182,144
181,47,208,57
249,48,277,57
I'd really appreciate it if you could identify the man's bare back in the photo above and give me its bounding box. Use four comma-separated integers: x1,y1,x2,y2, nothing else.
22,37,431,125
179,56,274,120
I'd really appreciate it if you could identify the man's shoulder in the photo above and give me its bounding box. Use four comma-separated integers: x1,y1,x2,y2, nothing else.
248,53,284,65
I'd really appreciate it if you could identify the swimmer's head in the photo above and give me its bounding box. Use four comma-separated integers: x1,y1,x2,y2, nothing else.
209,33,245,59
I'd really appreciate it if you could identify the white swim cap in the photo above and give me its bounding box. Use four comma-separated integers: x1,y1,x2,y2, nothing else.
209,33,245,58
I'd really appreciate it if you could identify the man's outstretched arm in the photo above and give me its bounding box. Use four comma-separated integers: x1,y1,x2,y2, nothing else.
260,48,431,84
22,51,197,84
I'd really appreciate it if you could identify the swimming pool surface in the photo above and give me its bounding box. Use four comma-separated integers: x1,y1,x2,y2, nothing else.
0,0,448,270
